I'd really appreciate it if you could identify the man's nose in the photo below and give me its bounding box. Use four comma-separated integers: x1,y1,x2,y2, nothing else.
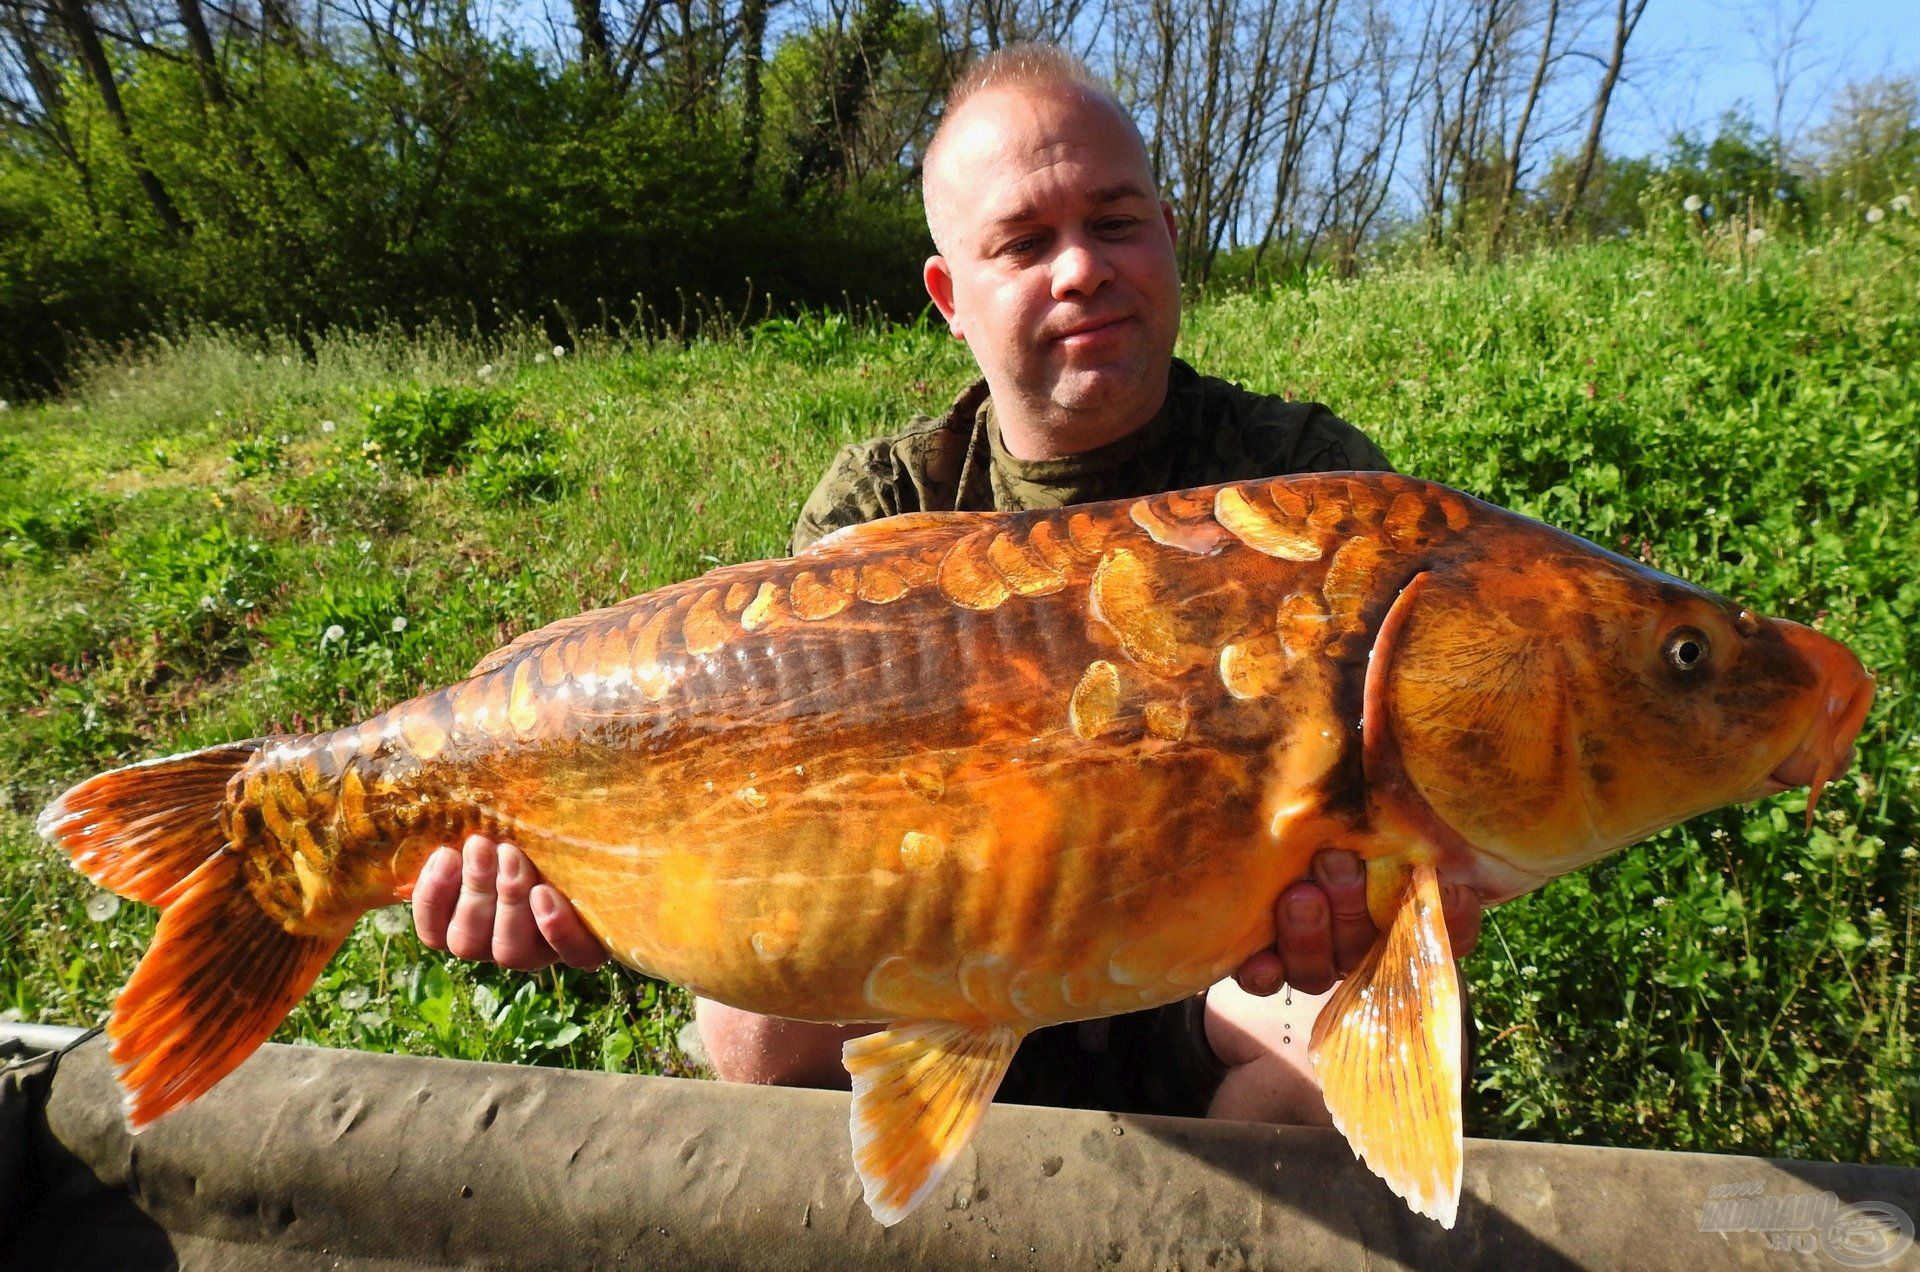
1050,239,1115,299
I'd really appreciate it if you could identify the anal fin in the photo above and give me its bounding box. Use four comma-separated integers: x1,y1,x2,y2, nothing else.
1309,860,1464,1227
843,1019,1022,1225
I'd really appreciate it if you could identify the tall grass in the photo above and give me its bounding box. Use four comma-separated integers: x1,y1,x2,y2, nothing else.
3,220,1915,1162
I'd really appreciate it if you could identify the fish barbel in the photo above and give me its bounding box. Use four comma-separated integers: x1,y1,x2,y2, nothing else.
40,472,1874,1228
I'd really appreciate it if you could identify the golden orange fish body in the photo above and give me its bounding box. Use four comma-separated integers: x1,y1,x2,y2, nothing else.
42,472,1875,1229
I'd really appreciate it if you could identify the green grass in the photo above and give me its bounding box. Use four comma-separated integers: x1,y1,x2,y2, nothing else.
3,219,1916,1165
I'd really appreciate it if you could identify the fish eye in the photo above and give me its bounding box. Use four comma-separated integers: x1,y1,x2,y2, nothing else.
1664,627,1710,673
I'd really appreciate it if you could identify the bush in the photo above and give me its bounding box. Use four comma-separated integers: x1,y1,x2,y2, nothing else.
364,387,516,475
0,492,105,568
466,417,566,502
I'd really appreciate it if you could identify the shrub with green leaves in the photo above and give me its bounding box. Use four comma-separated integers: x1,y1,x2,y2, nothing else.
364,387,515,475
467,417,566,503
110,518,267,660
0,491,104,568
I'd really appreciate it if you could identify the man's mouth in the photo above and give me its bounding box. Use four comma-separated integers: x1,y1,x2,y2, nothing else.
1051,315,1133,345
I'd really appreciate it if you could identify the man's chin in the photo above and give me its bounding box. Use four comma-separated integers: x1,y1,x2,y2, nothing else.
1044,359,1163,415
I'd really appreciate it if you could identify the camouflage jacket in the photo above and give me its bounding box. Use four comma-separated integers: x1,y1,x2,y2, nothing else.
791,358,1390,552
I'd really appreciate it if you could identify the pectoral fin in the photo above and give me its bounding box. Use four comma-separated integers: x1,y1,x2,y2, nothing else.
1309,860,1464,1227
843,1019,1023,1225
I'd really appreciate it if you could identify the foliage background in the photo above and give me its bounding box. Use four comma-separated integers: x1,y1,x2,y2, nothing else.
3,215,1916,1164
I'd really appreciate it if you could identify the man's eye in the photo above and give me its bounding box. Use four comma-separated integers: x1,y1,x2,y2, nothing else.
1097,218,1139,235
1003,236,1042,256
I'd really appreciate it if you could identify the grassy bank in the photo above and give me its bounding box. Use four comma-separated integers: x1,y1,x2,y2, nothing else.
3,224,1916,1163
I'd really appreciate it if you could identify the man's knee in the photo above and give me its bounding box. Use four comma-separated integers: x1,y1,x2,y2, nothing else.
693,999,873,1089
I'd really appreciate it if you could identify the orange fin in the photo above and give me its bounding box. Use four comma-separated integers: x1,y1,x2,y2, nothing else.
107,853,348,1128
843,1019,1022,1225
808,512,970,554
38,741,265,907
1309,860,1464,1227
39,741,349,1128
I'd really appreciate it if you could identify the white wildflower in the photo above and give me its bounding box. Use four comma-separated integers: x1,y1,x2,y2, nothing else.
552,345,567,359
1902,846,1917,861
371,905,409,936
535,353,550,365
1652,895,1671,909
199,595,217,611
1892,194,1913,215
339,986,370,1011
1710,925,1727,936
1640,927,1654,938
357,539,372,554
1782,870,1801,883
1746,227,1765,245
1521,964,1538,978
390,616,408,633
320,419,337,434
322,623,346,645
478,363,496,378
85,892,121,922
1865,206,1885,224
1683,195,1703,213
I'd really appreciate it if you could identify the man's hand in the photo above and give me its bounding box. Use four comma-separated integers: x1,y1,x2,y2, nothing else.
1230,849,1483,997
412,834,609,971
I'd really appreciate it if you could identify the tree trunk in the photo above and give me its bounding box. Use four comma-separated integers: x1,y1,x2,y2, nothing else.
175,0,229,107
784,0,902,201
739,0,767,179
1555,0,1648,230
1489,0,1557,253
51,0,189,235
570,0,616,84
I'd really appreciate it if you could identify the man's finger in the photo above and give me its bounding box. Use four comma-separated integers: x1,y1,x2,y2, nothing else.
412,846,462,950
489,843,559,971
1442,882,1484,957
1314,849,1375,974
1231,948,1284,997
531,885,612,970
1275,881,1336,996
444,834,500,961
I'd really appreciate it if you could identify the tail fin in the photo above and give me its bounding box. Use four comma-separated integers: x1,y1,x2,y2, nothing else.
39,742,352,1128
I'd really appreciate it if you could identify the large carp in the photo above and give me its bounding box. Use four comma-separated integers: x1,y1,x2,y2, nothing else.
41,472,1873,1227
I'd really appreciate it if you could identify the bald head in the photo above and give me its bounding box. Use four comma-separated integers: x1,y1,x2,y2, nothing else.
922,45,1155,255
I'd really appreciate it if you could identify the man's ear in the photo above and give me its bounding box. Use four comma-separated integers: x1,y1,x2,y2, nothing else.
923,255,965,341
1160,199,1178,246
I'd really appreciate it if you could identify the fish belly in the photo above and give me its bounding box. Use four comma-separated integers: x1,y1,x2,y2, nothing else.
506,735,1293,1027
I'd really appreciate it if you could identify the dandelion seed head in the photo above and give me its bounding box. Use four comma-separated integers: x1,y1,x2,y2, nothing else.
1866,206,1886,224
86,892,121,922
372,905,409,936
321,419,337,433
391,616,408,633
339,986,370,1010
552,345,567,359
323,623,346,645
1683,194,1703,213
1746,227,1765,245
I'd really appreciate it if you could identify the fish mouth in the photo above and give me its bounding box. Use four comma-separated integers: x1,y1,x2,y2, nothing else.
1745,625,1876,825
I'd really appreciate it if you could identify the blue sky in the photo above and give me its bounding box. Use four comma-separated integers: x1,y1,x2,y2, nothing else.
1609,0,1920,155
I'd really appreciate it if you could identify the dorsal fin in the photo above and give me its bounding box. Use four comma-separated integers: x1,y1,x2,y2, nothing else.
806,511,976,555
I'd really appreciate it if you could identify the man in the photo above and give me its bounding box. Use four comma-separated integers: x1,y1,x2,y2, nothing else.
413,44,1484,1125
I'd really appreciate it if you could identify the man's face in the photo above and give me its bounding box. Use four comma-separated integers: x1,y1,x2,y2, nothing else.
923,86,1181,437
